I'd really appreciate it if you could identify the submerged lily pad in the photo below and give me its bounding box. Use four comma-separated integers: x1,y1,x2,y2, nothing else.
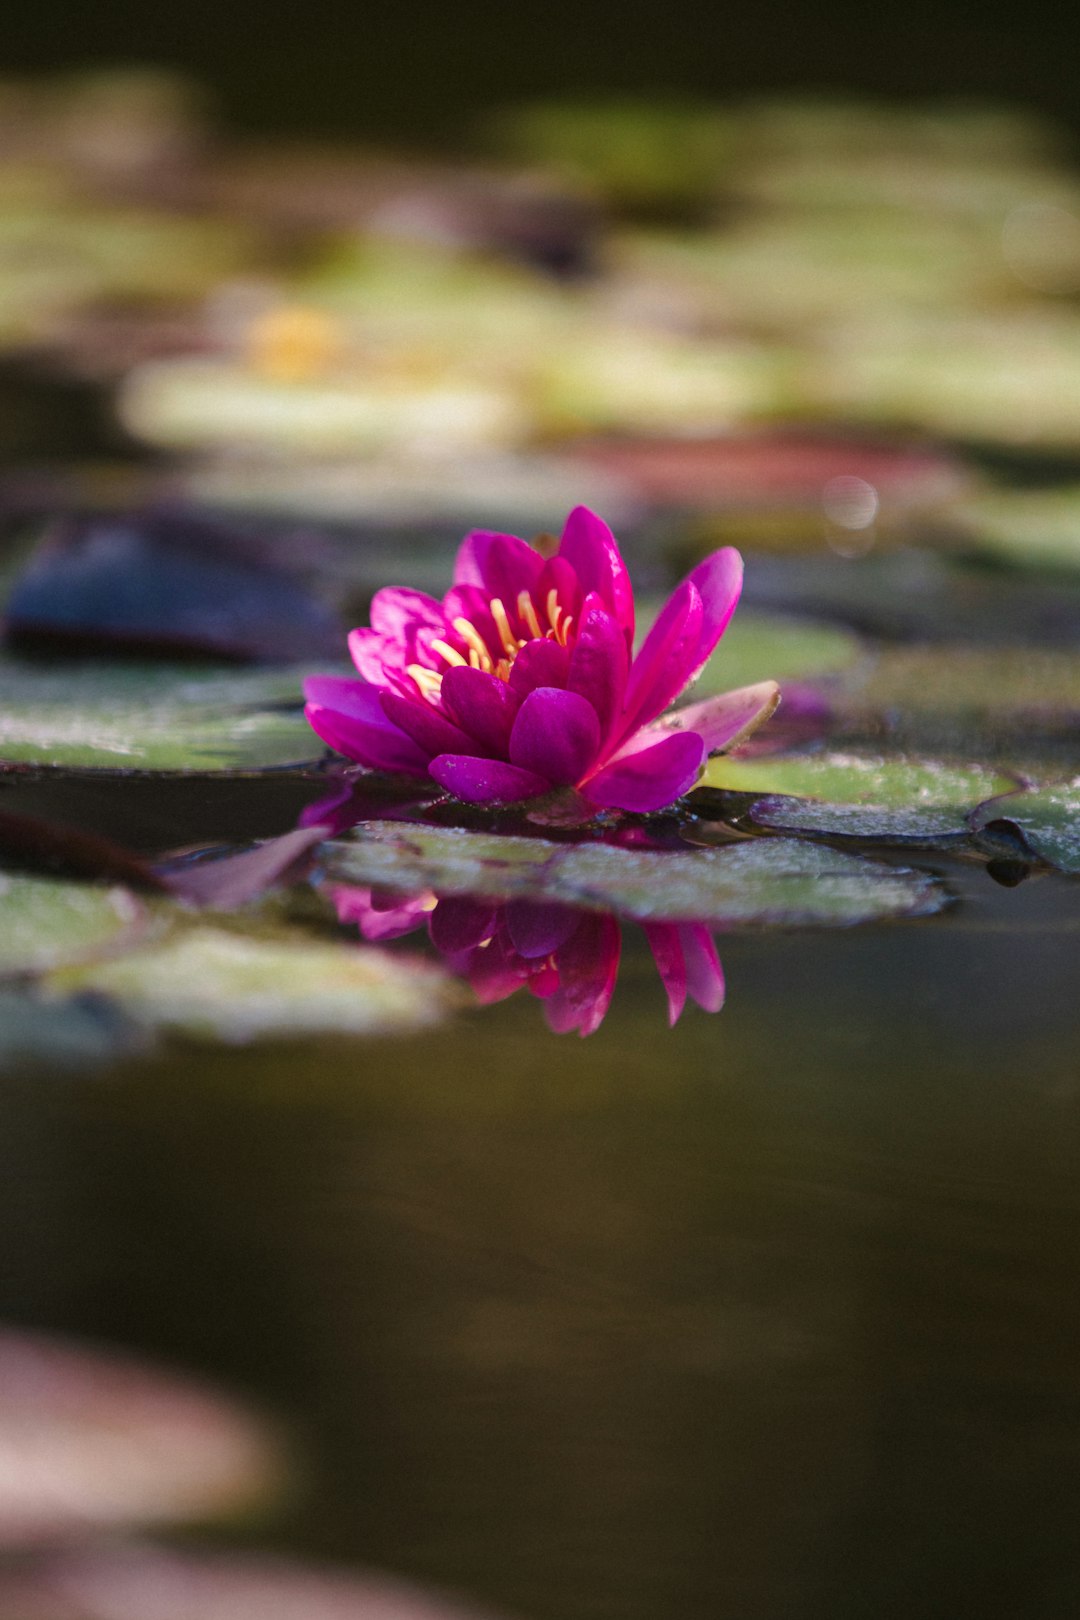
0,875,143,977
0,658,321,771
970,782,1080,873
55,926,454,1042
700,750,1010,808
325,822,944,926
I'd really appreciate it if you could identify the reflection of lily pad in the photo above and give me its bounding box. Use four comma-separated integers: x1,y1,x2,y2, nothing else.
326,822,944,926
0,988,144,1072
699,750,1009,807
0,875,143,977
56,927,454,1042
970,782,1080,873
0,658,322,771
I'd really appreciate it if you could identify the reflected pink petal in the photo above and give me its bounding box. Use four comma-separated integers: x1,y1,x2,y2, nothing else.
544,912,621,1036
429,896,499,954
681,924,726,1013
331,885,434,940
504,899,580,959
642,921,688,1025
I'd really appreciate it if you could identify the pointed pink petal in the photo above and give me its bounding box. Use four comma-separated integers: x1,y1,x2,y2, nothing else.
618,581,704,739
508,638,570,696
504,899,580,960
369,586,445,638
303,676,430,772
509,687,602,785
347,627,400,683
535,554,583,623
567,594,629,742
429,754,550,803
441,665,521,755
581,730,705,813
464,932,529,1004
558,506,634,644
642,922,688,1026
380,689,482,758
684,547,744,680
544,912,621,1036
650,681,781,754
453,529,543,601
681,924,726,1013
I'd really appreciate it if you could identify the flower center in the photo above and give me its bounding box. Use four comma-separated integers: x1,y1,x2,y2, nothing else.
406,589,574,703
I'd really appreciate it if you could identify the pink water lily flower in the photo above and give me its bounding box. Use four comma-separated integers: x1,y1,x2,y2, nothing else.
304,507,778,813
332,884,725,1037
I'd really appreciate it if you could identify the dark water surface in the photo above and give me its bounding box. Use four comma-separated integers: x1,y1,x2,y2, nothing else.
1,856,1078,1619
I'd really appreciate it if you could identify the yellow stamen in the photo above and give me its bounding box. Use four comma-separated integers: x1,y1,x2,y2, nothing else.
489,598,519,659
546,588,561,634
518,590,543,641
430,638,467,668
407,663,443,699
452,617,493,671
556,614,573,647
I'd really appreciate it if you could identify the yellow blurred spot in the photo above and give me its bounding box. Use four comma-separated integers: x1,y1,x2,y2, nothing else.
247,305,342,383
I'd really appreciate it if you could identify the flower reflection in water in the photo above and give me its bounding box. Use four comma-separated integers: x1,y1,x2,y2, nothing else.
331,883,724,1037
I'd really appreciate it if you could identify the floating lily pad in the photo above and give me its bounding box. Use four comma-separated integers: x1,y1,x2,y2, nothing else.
747,797,974,846
0,658,321,771
970,782,1080,873
699,750,1010,808
325,822,944,926
0,875,143,977
952,485,1080,573
0,1328,277,1546
55,926,454,1042
692,610,861,695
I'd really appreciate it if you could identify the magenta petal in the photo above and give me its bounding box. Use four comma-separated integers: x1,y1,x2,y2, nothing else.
684,547,744,679
453,529,543,602
567,594,629,742
429,896,499,954
331,884,433,940
504,899,580,960
544,912,621,1036
380,689,481,759
508,638,570,696
619,581,704,738
582,730,706,813
441,665,521,755
429,754,550,803
509,687,601,785
369,586,445,638
652,681,781,754
681,925,725,1013
303,676,429,772
642,922,687,1026
348,627,400,683
558,506,634,644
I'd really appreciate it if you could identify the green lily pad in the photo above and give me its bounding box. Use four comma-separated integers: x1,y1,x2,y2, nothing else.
747,798,973,846
970,782,1080,873
699,750,1010,808
0,875,143,978
325,822,944,926
0,658,322,772
693,610,861,694
953,486,1080,572
55,926,455,1042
